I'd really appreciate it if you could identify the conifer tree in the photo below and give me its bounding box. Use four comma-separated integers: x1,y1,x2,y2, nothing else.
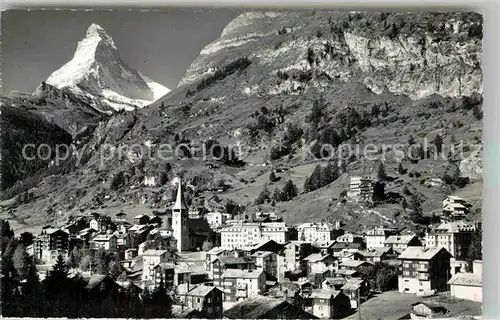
309,165,323,191
12,243,29,279
432,134,444,154
24,259,40,297
272,187,281,202
281,180,298,201
269,171,277,182
3,237,19,260
45,254,69,298
377,162,386,180
321,164,332,188
397,162,405,175
255,184,270,205
303,177,312,193
402,198,408,211
68,246,82,268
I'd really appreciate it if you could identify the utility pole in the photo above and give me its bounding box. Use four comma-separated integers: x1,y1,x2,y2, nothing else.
358,288,362,320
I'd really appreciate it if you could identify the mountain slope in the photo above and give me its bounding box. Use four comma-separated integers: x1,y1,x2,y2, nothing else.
0,11,483,232
46,23,170,112
0,104,73,192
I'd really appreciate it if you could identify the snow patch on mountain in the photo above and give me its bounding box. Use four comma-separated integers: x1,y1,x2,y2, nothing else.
45,23,169,111
138,73,171,100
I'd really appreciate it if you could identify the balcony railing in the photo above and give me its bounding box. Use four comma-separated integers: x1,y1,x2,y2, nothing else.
418,273,429,281
236,283,247,290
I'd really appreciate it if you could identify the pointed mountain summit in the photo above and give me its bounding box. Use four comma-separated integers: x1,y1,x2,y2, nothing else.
45,23,170,111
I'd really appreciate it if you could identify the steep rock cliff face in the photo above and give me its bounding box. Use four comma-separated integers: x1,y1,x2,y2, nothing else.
460,145,483,181
180,11,482,100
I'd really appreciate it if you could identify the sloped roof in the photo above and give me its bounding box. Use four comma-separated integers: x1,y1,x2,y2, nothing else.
398,247,451,260
310,289,340,299
447,272,482,287
85,274,108,290
341,278,365,291
267,282,301,298
331,242,363,250
171,305,201,318
223,295,317,319
323,277,347,287
188,218,212,234
223,269,264,279
435,221,475,233
45,228,69,235
385,235,418,245
182,284,220,297
214,256,251,265
92,234,116,241
173,177,187,210
207,247,227,255
154,262,176,270
251,251,274,259
143,249,169,256
357,247,391,257
445,195,466,201
304,253,334,263
335,269,359,276
411,302,449,314
340,260,373,268
249,239,284,252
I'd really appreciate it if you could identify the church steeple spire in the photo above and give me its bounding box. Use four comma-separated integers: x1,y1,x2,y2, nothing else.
173,176,187,210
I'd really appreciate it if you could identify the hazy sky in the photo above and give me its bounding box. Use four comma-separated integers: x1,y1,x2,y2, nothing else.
1,8,240,93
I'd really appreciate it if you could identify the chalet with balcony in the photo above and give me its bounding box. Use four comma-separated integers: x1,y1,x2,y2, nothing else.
221,268,266,302
283,241,314,273
211,256,256,287
398,247,452,295
205,247,233,279
309,289,351,319
385,235,422,254
338,259,373,272
356,247,394,262
34,228,70,264
153,262,176,290
322,277,347,291
266,281,303,308
133,214,150,225
340,278,370,309
178,284,223,319
90,234,117,251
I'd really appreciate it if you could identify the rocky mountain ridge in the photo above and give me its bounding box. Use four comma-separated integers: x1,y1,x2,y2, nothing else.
0,11,483,233
180,12,482,99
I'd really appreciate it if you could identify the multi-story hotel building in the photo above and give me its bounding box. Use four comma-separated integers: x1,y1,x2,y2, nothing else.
424,221,475,260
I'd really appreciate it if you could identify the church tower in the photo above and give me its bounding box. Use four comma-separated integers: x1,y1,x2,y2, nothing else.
172,176,189,252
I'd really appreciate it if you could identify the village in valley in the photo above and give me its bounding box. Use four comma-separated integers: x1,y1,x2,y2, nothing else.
0,9,484,320
0,174,482,319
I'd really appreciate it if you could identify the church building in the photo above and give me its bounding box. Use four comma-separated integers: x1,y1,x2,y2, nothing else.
171,177,213,252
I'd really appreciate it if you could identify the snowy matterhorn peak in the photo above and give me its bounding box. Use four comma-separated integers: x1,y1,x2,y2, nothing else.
45,23,170,111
